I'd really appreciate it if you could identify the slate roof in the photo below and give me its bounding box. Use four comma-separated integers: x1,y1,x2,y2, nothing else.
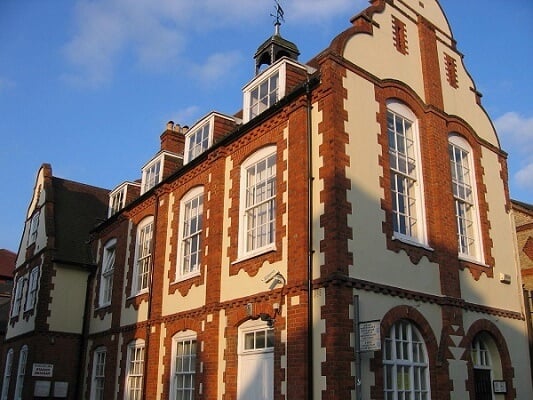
0,249,15,279
51,177,109,265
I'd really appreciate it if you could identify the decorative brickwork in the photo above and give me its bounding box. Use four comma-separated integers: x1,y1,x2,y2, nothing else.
444,52,459,88
392,15,409,55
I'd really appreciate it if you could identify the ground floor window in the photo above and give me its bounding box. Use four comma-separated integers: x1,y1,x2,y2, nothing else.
383,320,430,400
472,336,493,400
125,340,145,400
91,347,106,400
171,331,197,400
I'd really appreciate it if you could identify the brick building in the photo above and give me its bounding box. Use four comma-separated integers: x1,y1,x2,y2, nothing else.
3,1,533,399
0,249,15,344
511,199,533,376
1,164,109,399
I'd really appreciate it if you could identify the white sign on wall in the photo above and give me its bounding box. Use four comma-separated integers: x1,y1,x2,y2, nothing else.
359,320,381,352
32,363,54,378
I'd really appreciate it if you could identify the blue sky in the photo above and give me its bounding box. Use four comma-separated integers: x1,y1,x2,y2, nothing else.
1,0,532,252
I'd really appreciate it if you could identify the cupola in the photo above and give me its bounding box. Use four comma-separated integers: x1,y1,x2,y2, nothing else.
254,2,300,74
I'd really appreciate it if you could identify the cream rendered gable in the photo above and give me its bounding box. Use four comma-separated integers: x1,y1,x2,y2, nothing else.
342,4,425,102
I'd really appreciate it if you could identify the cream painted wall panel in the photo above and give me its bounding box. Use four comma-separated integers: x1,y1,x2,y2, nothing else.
156,324,167,399
311,106,325,281
47,266,87,333
343,7,425,103
88,312,112,335
437,41,499,147
5,305,35,339
459,149,522,311
343,71,441,294
163,273,207,314
218,309,227,400
120,299,149,326
312,288,326,398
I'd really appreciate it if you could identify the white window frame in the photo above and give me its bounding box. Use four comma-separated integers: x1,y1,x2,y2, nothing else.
99,239,116,307
170,331,197,400
24,267,40,312
90,347,106,400
386,101,427,245
238,146,277,260
239,323,275,355
383,320,431,400
1,349,14,400
132,218,153,296
471,337,492,370
13,345,28,400
176,187,204,281
11,278,25,317
125,340,145,400
185,120,212,164
243,61,288,123
141,157,163,194
109,185,126,217
448,135,484,263
27,211,39,246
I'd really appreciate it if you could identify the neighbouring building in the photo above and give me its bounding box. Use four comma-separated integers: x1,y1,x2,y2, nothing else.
511,199,533,374
3,1,533,399
0,249,15,344
1,164,109,400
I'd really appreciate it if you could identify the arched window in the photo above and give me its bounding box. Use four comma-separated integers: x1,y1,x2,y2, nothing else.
99,239,116,306
386,100,427,245
13,345,28,400
170,330,197,400
132,217,154,296
238,146,277,259
448,134,483,262
471,334,495,400
90,347,106,400
125,339,145,400
176,187,204,280
383,320,430,399
1,349,14,400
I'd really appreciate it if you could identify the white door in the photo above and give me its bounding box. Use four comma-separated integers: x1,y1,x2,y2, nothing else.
237,321,275,400
237,352,273,400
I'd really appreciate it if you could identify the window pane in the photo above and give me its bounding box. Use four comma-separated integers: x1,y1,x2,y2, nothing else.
244,152,276,253
383,321,430,399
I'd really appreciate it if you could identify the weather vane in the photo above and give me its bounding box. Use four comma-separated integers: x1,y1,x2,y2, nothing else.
271,0,285,27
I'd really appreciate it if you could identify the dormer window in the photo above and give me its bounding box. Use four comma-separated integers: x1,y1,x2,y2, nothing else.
243,67,284,122
184,113,239,165
243,59,312,123
250,71,279,120
108,182,140,217
185,120,211,164
142,158,162,194
141,152,183,195
109,186,126,217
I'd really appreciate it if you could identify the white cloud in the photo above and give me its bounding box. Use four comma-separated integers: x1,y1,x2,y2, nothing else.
495,112,533,147
495,112,533,193
515,163,533,191
193,51,244,85
61,0,368,87
172,106,201,126
288,0,365,22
